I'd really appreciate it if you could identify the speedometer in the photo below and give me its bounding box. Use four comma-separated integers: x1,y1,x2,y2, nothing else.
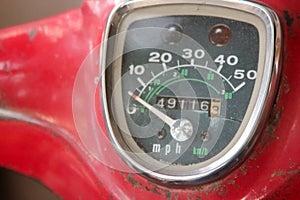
102,0,281,184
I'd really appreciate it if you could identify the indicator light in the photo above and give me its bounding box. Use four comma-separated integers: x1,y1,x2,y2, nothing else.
161,23,183,44
209,24,232,47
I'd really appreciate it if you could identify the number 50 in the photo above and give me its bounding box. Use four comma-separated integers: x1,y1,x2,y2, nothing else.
234,69,257,80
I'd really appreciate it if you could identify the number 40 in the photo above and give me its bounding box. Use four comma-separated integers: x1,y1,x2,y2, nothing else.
214,54,239,66
215,54,257,80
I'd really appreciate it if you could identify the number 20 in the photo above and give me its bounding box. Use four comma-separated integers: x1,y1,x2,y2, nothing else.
148,52,172,63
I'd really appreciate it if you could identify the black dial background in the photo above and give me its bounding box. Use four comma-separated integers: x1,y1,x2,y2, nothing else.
119,16,259,165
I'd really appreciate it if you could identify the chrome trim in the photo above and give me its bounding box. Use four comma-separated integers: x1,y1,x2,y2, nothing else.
101,0,282,184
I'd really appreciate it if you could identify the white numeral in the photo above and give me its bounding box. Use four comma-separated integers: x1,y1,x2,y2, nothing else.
247,70,257,80
234,69,245,79
157,98,164,108
127,104,137,114
214,55,226,66
149,52,172,63
200,101,209,111
234,69,257,80
182,49,205,59
227,55,239,66
167,98,176,109
214,55,239,66
129,65,145,75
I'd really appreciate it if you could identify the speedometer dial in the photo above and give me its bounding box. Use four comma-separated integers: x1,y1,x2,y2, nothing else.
102,0,281,184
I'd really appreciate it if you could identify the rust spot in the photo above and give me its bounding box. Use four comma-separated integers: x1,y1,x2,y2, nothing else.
287,169,300,175
109,195,114,200
126,174,142,188
249,150,258,160
191,184,204,192
0,92,4,108
297,15,300,26
145,185,161,195
240,165,247,176
145,182,177,199
164,190,172,199
271,168,300,178
190,179,232,197
283,10,294,27
227,179,235,185
226,173,240,189
281,76,290,95
0,61,11,74
289,162,296,169
271,170,286,177
264,107,282,135
122,172,177,198
217,185,227,196
4,62,11,73
208,180,228,196
267,168,300,199
249,74,288,158
51,131,59,138
196,180,229,197
249,106,282,160
28,29,37,41
207,182,220,192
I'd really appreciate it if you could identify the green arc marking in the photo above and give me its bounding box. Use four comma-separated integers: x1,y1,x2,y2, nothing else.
144,76,180,102
145,78,221,102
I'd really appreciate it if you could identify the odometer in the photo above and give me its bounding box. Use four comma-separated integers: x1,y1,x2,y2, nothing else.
102,0,281,184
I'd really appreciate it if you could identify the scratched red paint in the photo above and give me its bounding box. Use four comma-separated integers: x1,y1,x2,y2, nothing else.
0,0,300,199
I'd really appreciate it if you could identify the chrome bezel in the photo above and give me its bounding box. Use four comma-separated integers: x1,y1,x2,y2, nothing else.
101,0,281,184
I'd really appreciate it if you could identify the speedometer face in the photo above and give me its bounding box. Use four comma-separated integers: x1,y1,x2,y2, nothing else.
121,16,257,165
102,0,281,184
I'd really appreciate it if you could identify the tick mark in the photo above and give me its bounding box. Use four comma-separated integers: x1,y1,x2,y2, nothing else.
234,82,246,92
162,63,168,71
190,59,195,65
151,71,156,77
217,65,223,73
137,77,146,87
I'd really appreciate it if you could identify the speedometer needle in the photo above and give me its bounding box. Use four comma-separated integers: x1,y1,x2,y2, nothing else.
128,91,194,142
128,91,175,126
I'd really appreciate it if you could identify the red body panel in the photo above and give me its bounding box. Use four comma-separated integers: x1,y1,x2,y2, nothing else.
0,0,300,199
